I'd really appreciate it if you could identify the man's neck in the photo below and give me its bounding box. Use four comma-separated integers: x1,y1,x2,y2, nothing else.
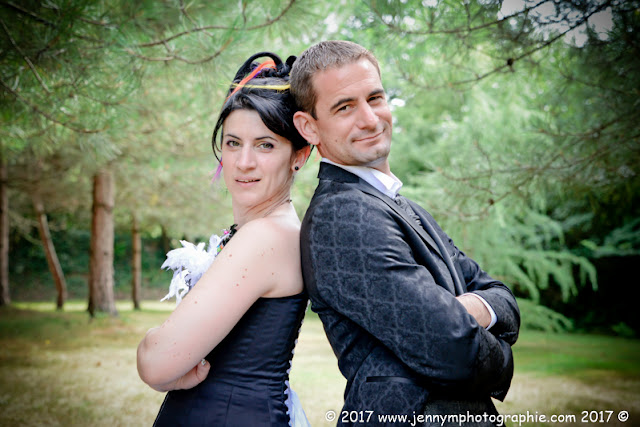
322,158,392,177
321,158,402,198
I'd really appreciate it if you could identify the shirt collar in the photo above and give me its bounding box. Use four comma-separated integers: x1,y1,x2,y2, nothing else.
321,158,402,198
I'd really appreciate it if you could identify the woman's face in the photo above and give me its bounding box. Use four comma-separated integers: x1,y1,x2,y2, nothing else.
221,109,298,212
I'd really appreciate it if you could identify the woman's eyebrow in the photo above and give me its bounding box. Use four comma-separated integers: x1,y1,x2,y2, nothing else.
223,133,276,141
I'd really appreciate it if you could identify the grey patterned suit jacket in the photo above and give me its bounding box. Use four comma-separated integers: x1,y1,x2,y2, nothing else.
300,163,520,426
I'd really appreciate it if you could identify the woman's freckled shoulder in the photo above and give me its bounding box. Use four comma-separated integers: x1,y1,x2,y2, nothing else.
240,216,299,240
232,217,299,255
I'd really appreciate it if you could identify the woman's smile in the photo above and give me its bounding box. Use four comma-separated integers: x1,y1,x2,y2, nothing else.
221,109,298,221
235,177,260,184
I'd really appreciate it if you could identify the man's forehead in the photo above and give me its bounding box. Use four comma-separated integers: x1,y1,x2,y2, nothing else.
312,60,383,103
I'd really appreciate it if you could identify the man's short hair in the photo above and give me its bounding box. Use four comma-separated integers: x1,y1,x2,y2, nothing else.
290,40,380,118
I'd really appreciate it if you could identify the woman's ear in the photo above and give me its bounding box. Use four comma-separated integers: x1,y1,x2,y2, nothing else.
292,145,311,172
293,111,320,147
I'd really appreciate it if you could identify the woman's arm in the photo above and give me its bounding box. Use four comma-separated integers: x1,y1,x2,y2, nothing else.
136,219,296,390
142,354,211,392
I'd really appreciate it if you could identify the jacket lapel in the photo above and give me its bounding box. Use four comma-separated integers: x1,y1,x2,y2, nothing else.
317,163,446,263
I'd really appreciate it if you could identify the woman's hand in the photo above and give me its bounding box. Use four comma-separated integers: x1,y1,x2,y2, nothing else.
150,359,211,392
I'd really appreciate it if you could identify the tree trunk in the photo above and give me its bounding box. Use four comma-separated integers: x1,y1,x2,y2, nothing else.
131,214,141,310
33,195,67,310
88,169,117,317
0,156,9,306
160,224,170,255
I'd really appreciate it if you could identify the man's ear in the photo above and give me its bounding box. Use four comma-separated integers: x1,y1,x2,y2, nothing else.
293,111,320,147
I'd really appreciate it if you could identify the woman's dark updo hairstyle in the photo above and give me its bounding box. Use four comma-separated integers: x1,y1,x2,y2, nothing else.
211,52,309,161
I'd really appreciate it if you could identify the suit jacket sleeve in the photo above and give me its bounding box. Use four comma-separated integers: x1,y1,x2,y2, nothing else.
424,209,520,346
302,187,516,396
457,246,520,345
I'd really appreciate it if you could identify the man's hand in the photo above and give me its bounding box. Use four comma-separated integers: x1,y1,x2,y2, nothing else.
456,293,491,328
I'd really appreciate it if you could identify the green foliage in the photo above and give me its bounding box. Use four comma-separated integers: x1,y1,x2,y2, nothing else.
581,217,640,258
611,322,636,339
391,72,600,302
0,0,142,137
516,298,574,333
1,0,323,237
513,329,640,378
9,228,168,301
358,1,639,323
2,0,638,332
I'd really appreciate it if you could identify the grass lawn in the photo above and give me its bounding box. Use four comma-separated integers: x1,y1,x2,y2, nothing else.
1,300,638,426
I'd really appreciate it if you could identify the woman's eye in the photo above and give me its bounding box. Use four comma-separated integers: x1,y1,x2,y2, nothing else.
259,142,274,149
226,140,240,147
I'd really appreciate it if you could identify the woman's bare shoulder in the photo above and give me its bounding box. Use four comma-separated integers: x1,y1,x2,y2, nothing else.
234,215,300,246
225,216,302,297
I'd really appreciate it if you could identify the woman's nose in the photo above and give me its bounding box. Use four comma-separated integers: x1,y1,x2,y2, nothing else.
237,146,256,169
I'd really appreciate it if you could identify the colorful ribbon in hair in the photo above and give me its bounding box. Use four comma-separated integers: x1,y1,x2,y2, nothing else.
230,83,290,90
225,59,276,102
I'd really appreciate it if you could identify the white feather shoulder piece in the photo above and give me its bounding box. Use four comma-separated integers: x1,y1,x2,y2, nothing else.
160,234,223,305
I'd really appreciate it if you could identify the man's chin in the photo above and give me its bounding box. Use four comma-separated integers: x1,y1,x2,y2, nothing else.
361,144,391,163
358,152,391,172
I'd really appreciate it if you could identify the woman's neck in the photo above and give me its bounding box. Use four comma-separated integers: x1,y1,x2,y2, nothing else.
232,194,293,228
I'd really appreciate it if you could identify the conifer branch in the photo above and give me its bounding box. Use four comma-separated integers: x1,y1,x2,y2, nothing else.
0,79,104,134
125,37,232,64
369,0,549,35
396,2,612,89
0,1,55,27
135,0,296,48
0,19,51,94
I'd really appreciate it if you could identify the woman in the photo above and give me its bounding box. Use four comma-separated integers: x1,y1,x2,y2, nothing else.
137,52,311,426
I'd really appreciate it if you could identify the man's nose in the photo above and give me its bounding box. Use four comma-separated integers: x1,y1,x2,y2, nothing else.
357,103,378,129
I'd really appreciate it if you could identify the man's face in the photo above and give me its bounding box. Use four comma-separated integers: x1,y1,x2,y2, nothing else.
306,59,393,173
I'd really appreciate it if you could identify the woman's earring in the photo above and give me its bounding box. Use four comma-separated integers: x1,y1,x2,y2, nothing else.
213,162,223,181
294,166,299,171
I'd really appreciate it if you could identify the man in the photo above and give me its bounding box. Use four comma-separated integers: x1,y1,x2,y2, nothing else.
291,40,520,426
